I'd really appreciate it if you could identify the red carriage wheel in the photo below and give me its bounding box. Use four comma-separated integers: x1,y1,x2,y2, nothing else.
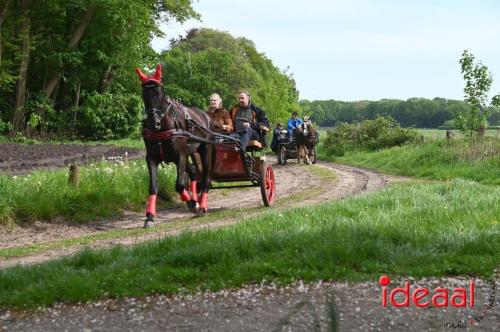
260,161,276,206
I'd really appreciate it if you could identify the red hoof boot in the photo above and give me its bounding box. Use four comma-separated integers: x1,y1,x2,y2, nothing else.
190,181,198,202
180,190,190,202
146,195,157,217
198,193,208,213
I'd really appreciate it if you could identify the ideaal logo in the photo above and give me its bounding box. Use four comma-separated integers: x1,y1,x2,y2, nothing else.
379,267,498,329
379,275,474,308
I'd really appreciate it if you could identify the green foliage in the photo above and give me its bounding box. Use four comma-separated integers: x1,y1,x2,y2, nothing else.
76,92,143,140
160,28,299,124
302,98,467,128
456,50,500,136
323,116,419,155
0,180,498,309
1,0,198,138
0,119,13,134
439,119,455,129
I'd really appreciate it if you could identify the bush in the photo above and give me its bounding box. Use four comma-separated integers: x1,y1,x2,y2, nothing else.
439,119,456,130
0,119,13,134
76,92,143,140
323,116,419,155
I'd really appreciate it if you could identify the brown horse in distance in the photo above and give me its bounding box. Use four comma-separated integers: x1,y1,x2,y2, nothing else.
294,118,318,164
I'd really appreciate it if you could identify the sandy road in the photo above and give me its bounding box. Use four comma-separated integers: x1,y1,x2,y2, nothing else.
0,159,401,269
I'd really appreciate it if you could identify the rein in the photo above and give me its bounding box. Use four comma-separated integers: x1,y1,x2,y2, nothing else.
142,128,189,141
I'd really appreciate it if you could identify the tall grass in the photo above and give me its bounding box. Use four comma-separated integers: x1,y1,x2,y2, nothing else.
0,179,498,309
0,161,175,225
319,137,500,184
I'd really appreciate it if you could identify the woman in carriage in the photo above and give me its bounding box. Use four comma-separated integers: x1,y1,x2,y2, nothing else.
206,93,233,134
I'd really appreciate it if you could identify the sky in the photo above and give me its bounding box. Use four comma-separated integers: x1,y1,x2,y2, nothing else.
152,0,500,102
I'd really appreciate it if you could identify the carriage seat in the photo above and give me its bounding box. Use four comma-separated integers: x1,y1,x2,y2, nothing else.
217,125,268,151
215,133,261,148
246,125,268,151
246,140,262,150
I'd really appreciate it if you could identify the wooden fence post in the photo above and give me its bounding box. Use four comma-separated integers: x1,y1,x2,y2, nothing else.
69,164,80,188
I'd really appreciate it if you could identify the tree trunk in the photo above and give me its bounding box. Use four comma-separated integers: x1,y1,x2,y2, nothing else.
98,64,114,92
44,4,96,97
73,81,80,123
0,0,11,65
12,0,30,132
74,81,81,108
478,125,486,137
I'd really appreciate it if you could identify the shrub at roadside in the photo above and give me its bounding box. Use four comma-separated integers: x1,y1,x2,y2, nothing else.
76,92,143,141
323,116,419,156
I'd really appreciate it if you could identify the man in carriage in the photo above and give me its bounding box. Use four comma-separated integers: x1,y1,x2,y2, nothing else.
271,122,284,153
287,111,303,140
230,91,270,150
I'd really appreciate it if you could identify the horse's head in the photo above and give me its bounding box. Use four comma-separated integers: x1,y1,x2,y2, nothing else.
296,122,309,136
136,64,164,130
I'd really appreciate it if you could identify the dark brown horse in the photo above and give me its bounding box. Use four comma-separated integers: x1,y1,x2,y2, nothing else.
136,64,214,228
294,118,318,164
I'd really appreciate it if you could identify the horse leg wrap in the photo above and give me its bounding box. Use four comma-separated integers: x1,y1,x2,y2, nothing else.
190,180,198,201
180,190,191,202
146,195,157,217
199,193,208,211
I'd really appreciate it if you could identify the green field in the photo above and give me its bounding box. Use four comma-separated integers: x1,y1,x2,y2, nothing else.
318,127,500,140
418,129,500,140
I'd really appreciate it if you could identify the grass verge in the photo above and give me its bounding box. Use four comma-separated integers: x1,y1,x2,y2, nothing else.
0,161,175,225
0,179,498,309
319,138,500,184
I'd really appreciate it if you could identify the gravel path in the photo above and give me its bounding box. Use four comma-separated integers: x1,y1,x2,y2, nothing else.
1,277,497,331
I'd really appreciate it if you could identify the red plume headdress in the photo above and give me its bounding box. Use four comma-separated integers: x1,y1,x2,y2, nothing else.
135,64,163,85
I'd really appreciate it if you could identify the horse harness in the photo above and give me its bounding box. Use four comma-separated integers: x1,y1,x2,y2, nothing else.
141,89,248,162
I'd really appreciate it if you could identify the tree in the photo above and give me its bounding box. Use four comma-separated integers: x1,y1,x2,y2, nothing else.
160,28,299,124
1,0,198,138
456,50,500,136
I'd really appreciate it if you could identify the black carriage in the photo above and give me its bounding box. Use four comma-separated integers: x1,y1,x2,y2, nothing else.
275,130,317,165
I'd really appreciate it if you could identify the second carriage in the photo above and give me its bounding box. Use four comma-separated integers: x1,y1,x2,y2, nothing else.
274,129,317,165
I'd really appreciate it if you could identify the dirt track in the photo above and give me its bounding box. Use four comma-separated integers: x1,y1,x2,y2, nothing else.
0,155,403,269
